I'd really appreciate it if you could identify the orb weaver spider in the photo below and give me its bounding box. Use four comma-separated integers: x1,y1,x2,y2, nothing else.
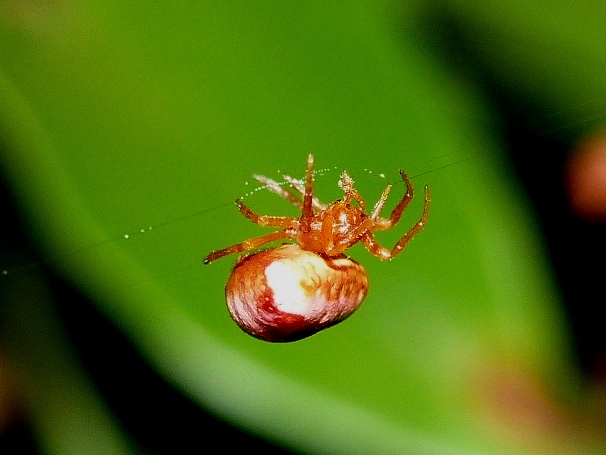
204,154,430,342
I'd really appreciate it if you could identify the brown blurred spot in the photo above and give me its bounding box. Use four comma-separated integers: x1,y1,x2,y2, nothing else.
479,369,566,438
472,362,606,452
565,133,606,221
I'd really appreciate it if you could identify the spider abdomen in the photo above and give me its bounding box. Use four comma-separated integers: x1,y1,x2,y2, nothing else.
225,244,368,342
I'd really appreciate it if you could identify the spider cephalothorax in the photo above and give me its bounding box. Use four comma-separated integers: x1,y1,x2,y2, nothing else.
205,154,430,342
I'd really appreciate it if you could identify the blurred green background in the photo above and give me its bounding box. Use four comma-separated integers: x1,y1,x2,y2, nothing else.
1,1,606,453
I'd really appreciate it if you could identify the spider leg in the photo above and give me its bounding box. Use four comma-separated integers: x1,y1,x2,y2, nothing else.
299,153,315,233
323,182,392,256
282,174,325,211
360,231,392,260
339,170,366,211
373,170,414,230
388,185,430,257
204,229,295,264
253,174,304,209
236,199,299,228
364,185,430,260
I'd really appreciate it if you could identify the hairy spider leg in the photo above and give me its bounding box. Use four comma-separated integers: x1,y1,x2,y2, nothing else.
373,170,415,230
235,199,299,228
390,185,430,255
323,182,393,256
361,185,430,260
282,174,325,211
339,170,367,211
253,174,304,209
204,229,295,264
299,153,315,233
254,172,325,212
359,231,392,260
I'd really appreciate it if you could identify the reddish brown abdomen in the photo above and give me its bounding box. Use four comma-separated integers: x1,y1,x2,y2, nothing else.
225,244,368,342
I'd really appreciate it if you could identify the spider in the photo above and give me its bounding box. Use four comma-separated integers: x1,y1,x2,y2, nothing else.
204,154,430,342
